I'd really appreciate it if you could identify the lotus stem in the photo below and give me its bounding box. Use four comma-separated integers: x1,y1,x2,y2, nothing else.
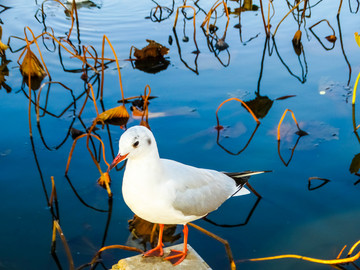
52,220,75,270
65,133,109,175
173,5,198,49
201,1,229,36
101,35,125,103
273,0,305,37
49,176,58,207
337,0,343,16
243,239,360,265
351,72,360,105
277,109,301,141
336,245,347,259
24,27,51,79
90,245,143,266
188,222,236,270
215,97,260,129
35,82,74,122
259,0,268,37
141,85,151,126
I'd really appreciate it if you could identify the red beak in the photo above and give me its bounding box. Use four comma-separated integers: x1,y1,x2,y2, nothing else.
108,153,128,172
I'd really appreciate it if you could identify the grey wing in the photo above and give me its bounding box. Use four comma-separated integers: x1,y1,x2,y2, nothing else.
162,159,236,217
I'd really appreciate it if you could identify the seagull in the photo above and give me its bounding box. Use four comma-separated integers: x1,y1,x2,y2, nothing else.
108,125,268,265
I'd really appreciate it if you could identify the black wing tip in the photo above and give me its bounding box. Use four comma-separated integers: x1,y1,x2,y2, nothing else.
225,170,271,187
225,170,272,177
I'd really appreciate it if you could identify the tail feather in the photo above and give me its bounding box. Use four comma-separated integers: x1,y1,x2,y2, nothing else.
224,170,271,197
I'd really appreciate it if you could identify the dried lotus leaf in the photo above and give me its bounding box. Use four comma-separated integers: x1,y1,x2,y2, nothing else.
325,35,337,43
245,95,273,119
20,49,46,79
0,26,8,54
355,32,360,48
0,41,8,54
70,128,84,139
131,106,143,117
133,39,169,60
350,153,360,174
128,215,179,245
96,105,129,126
0,58,11,92
97,172,112,197
292,30,302,55
97,172,111,188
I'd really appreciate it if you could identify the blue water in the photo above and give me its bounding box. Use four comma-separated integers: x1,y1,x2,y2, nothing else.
1,0,360,269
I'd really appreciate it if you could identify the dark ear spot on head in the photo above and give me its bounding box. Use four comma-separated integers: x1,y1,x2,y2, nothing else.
147,138,151,145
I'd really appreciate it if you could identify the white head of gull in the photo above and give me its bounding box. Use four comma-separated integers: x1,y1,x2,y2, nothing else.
109,125,267,265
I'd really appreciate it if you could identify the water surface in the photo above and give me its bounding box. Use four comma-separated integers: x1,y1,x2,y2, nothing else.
0,0,360,269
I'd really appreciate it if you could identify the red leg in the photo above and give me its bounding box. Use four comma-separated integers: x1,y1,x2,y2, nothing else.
143,224,164,257
164,224,188,265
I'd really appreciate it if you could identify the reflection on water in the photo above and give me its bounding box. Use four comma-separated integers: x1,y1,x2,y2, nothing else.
127,215,181,251
129,39,170,73
0,0,360,269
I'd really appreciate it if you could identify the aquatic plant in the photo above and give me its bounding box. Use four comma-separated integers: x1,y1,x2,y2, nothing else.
356,32,360,47
276,109,308,166
215,97,260,130
241,239,360,267
277,109,307,141
0,26,9,54
201,0,229,37
173,4,199,53
51,220,75,270
309,19,337,51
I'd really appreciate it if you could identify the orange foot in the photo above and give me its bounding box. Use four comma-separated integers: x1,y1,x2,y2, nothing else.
143,245,164,257
164,249,187,265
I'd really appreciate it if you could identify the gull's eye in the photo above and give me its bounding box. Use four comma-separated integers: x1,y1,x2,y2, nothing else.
133,141,139,148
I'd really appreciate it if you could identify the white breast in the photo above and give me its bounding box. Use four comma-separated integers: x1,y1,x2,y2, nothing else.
122,159,201,225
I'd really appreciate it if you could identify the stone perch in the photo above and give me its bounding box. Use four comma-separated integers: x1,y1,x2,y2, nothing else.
111,244,212,270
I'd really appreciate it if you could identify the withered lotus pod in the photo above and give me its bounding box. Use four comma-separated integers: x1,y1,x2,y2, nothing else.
292,30,302,56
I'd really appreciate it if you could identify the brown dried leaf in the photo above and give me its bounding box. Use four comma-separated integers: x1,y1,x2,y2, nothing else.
350,153,360,174
97,172,111,188
293,30,302,44
243,0,258,11
128,215,179,245
355,32,360,48
97,172,112,197
133,40,169,60
0,26,8,54
0,41,8,54
275,95,296,100
96,105,129,126
131,106,143,117
325,35,337,43
292,30,302,55
20,49,46,79
0,57,11,92
245,95,273,119
70,128,84,139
